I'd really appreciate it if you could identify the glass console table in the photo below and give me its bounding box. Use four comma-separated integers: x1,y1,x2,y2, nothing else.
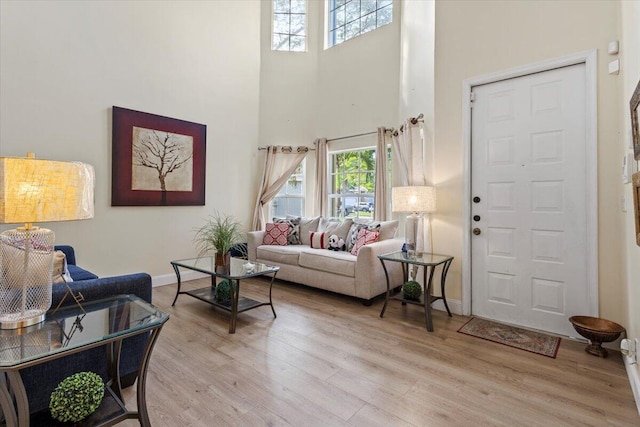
0,294,169,427
378,251,454,332
171,256,279,333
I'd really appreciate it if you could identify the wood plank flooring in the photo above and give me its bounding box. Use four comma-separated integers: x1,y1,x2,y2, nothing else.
121,277,640,426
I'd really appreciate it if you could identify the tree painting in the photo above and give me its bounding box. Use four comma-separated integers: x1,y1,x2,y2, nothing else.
131,126,193,204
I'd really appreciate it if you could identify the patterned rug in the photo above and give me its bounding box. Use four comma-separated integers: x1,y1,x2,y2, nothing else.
458,318,561,358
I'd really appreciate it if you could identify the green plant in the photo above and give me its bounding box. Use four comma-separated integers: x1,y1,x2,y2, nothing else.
403,280,422,301
215,279,235,303
49,371,104,423
193,211,246,257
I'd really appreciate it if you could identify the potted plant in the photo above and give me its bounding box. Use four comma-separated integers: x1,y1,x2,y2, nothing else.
193,211,245,272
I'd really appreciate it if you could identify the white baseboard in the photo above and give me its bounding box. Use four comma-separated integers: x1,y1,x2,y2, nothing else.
151,271,208,288
432,298,463,315
623,354,640,416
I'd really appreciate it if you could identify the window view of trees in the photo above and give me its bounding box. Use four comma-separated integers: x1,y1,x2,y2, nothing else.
328,0,393,47
329,148,376,218
272,0,306,52
271,163,305,218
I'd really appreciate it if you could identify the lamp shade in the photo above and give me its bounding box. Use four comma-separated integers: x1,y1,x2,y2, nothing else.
0,155,95,225
392,186,436,213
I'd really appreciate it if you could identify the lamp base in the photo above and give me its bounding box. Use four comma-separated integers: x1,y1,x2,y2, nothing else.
0,228,54,330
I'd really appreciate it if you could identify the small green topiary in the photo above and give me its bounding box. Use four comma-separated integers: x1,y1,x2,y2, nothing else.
403,280,422,301
215,279,235,304
50,371,104,423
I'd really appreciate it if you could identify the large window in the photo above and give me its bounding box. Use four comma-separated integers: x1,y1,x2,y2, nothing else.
328,148,377,219
272,0,307,52
328,0,393,47
271,163,305,218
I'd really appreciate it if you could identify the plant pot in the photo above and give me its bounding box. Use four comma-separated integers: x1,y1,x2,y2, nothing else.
215,252,231,274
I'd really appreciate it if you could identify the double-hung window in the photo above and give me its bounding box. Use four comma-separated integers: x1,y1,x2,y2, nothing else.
328,0,393,47
271,163,305,218
272,0,307,52
328,148,377,219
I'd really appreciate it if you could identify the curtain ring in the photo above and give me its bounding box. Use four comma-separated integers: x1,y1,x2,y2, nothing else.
297,146,308,153
282,146,292,153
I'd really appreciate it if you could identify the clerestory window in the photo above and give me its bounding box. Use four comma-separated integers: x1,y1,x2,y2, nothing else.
327,0,393,48
272,0,307,52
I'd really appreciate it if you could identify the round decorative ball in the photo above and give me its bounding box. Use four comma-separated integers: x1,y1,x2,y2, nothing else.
215,279,233,303
403,280,422,301
49,371,104,423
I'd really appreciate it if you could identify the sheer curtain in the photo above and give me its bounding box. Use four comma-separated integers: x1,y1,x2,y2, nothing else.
391,116,431,252
374,127,390,221
313,138,328,217
251,146,308,231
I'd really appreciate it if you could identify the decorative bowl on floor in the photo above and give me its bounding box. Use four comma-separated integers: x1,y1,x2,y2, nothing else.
569,316,625,358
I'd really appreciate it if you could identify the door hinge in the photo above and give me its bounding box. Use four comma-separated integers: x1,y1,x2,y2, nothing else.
470,92,476,106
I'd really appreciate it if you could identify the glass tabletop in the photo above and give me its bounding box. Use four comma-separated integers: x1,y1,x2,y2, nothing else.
0,295,168,368
171,256,279,279
378,250,453,266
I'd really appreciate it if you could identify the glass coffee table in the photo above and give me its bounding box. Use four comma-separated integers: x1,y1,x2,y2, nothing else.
171,256,279,333
0,295,168,427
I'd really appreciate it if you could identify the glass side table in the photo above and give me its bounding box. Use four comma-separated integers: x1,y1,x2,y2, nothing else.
0,295,169,427
378,251,454,332
171,256,279,333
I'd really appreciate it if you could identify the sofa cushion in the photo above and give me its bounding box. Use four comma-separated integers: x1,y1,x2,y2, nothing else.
257,244,306,265
299,249,356,277
351,228,380,256
289,216,320,246
263,222,289,246
318,217,353,242
67,265,98,281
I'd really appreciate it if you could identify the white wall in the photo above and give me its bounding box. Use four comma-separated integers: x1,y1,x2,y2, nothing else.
0,1,262,278
433,1,625,326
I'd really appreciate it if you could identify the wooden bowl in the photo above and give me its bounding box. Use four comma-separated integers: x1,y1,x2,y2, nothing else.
569,316,625,357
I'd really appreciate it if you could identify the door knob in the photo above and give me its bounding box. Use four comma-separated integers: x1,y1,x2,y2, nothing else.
473,215,481,222
473,228,481,235
473,196,481,203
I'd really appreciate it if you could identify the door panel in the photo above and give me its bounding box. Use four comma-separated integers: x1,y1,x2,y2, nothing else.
471,64,587,336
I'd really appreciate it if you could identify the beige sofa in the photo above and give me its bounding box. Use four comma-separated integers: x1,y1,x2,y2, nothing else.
247,218,404,303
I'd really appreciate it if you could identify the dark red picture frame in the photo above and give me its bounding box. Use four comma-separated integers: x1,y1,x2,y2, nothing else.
112,106,206,206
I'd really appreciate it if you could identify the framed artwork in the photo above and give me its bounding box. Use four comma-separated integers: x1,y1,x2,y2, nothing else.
633,172,640,246
632,79,640,161
112,106,206,206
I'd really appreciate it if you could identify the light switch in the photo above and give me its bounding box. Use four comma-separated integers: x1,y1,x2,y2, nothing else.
608,40,619,55
609,59,620,75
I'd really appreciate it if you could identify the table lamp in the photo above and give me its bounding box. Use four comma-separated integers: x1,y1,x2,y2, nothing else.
0,153,94,329
392,186,436,253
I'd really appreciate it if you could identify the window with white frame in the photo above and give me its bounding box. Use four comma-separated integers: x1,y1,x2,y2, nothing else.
328,148,388,219
328,0,392,48
271,163,305,218
272,0,307,52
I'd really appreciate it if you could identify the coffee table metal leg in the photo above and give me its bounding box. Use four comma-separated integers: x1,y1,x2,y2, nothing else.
268,273,277,318
107,339,123,400
379,259,391,318
171,263,182,306
423,266,436,332
136,325,164,427
229,279,240,334
441,260,453,317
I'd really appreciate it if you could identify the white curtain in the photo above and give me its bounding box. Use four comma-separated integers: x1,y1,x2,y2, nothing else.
251,146,308,231
313,138,328,217
374,127,390,221
391,115,432,252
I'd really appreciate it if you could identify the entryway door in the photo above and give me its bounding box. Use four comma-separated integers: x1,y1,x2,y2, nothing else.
470,63,592,337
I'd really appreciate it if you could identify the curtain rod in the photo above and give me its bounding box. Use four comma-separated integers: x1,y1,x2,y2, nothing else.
327,115,424,142
257,145,315,151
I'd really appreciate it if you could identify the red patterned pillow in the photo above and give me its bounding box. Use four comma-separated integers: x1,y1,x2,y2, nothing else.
350,228,379,255
263,223,289,246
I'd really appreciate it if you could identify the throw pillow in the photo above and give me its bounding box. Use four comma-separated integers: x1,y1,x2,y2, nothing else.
318,217,353,242
351,228,380,256
288,215,320,246
346,221,381,252
309,231,327,249
52,250,74,284
273,217,301,245
263,223,289,246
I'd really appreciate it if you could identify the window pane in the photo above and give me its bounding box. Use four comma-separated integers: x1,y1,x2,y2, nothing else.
274,0,290,13
362,12,376,33
345,1,360,23
377,4,392,26
290,36,306,52
334,5,346,27
334,0,347,8
290,0,305,13
290,14,305,36
274,13,290,34
272,33,290,51
362,0,376,14
378,0,392,7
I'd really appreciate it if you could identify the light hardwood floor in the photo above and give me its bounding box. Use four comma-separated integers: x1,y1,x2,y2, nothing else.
122,277,639,426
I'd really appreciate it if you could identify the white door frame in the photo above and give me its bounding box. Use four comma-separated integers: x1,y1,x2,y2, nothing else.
461,50,598,318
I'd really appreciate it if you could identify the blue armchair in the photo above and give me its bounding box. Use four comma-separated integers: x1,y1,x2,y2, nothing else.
18,245,153,414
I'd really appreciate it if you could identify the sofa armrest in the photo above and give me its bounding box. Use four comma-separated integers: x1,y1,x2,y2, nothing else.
247,231,265,262
354,238,405,300
54,245,76,265
52,273,153,308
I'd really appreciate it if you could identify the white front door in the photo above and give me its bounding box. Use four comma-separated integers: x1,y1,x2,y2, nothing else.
470,64,590,337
